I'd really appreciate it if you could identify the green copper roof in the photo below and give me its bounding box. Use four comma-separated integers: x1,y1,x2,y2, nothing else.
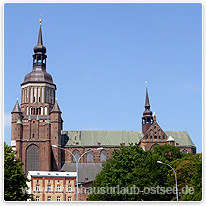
61,130,195,148
167,136,175,142
165,131,195,147
61,130,142,147
16,118,22,124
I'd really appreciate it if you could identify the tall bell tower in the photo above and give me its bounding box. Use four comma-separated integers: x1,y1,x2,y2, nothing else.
11,19,63,173
142,87,153,134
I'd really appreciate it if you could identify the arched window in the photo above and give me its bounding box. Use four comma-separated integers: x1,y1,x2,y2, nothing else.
45,107,47,115
86,150,93,162
26,144,39,174
31,108,35,115
40,107,43,115
100,149,107,162
73,150,80,162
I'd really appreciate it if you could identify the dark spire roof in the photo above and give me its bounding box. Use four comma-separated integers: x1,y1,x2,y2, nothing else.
21,20,55,87
38,24,43,45
11,100,21,113
143,87,152,116
145,87,150,109
33,24,46,54
51,100,61,113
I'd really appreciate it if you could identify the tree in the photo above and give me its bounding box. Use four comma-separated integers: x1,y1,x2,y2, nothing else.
169,153,202,201
88,143,183,201
4,142,31,201
152,144,188,162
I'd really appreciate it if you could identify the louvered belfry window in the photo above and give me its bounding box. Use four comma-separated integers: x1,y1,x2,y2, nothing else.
26,144,39,173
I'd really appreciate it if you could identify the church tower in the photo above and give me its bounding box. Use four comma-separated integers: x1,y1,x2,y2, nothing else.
11,19,63,173
142,87,153,134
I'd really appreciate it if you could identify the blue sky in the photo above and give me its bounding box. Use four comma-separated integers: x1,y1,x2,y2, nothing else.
4,3,202,152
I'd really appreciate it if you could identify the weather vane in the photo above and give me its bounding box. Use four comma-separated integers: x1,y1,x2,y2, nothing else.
39,14,42,25
145,81,148,87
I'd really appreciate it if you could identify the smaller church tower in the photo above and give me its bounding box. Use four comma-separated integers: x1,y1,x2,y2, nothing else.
50,100,63,171
142,87,153,134
11,100,23,151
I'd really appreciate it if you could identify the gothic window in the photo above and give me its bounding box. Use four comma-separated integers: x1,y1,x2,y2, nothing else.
26,107,29,115
45,107,48,115
26,144,39,174
73,150,80,162
40,107,43,115
87,150,93,162
31,108,35,115
100,149,107,162
36,108,38,115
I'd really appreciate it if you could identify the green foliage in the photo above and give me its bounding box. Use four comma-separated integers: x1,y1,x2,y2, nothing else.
4,142,31,201
152,144,187,162
88,143,184,201
170,153,202,201
88,144,201,201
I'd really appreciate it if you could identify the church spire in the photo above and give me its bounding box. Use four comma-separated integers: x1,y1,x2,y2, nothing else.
33,19,46,54
37,23,43,46
145,87,150,109
142,87,153,134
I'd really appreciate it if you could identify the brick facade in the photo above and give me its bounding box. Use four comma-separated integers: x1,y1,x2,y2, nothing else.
11,21,196,201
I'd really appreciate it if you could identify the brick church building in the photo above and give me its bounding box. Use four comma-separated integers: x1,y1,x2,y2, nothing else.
11,22,196,193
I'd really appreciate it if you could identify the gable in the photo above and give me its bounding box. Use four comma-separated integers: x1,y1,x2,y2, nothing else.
142,121,168,142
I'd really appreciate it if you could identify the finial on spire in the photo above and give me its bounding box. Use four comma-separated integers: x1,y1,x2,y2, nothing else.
16,97,19,101
145,81,148,87
39,14,42,25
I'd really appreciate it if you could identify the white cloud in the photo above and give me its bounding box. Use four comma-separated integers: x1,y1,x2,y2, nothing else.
4,113,11,127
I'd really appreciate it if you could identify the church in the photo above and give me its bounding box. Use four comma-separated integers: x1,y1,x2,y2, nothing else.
11,21,196,185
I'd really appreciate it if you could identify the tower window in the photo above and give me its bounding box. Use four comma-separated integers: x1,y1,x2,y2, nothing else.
32,134,35,138
39,97,41,102
33,97,35,102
